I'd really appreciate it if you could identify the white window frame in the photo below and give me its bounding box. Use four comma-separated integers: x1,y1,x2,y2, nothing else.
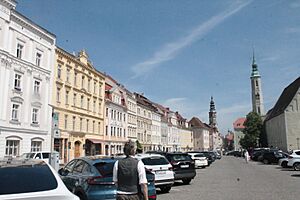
14,73,21,91
5,140,20,156
34,80,40,94
11,103,20,121
36,52,42,67
32,108,39,124
56,87,61,102
31,141,42,152
57,65,62,79
16,43,23,59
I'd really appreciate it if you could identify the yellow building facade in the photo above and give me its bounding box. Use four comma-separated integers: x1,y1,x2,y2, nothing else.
52,47,105,163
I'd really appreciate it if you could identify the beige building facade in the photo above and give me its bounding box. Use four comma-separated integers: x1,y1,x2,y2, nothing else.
52,47,105,163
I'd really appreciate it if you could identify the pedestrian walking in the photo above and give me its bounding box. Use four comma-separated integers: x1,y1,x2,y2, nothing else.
113,140,148,200
244,150,250,163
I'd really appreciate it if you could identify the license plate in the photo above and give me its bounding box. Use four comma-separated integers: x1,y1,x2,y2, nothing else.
180,165,189,168
156,170,166,175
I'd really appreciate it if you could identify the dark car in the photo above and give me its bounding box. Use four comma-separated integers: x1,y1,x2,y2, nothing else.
59,156,156,200
164,152,196,184
261,151,288,164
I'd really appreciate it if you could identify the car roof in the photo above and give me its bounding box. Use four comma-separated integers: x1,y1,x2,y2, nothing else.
75,156,117,165
135,153,165,159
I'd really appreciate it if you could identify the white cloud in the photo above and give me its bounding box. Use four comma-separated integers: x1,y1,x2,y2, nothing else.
131,1,252,78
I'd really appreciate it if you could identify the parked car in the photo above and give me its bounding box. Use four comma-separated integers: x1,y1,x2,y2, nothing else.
20,151,52,164
279,150,300,168
164,152,196,184
0,157,79,200
136,154,174,193
225,150,242,157
188,153,209,168
260,151,288,164
287,150,300,170
59,156,157,200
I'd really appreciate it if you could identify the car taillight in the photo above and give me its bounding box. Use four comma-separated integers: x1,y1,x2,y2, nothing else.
149,195,157,199
87,176,114,185
168,166,173,171
288,156,293,159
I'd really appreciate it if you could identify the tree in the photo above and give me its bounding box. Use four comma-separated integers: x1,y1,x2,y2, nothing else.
136,140,143,153
240,112,263,149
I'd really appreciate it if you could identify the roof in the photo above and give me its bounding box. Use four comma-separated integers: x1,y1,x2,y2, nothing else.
265,76,300,121
233,117,246,129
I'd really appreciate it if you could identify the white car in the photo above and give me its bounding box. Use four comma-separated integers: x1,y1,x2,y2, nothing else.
20,151,52,164
188,153,209,168
0,157,79,200
287,150,300,170
136,153,174,193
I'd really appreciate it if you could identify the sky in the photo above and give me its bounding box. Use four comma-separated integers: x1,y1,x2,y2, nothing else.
17,0,300,134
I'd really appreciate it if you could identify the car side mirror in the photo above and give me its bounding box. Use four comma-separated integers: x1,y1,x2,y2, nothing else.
58,168,69,176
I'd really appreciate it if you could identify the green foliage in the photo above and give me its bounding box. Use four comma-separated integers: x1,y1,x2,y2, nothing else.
136,140,143,153
240,112,263,149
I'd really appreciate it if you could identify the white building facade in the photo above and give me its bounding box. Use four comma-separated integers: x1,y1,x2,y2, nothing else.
151,111,161,150
0,0,56,157
126,90,137,142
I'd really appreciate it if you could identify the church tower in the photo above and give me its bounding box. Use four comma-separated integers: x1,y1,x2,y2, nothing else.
209,96,217,129
250,52,264,115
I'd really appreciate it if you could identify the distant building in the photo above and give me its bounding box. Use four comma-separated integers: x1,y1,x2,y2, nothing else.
250,53,265,115
176,112,193,152
233,117,246,150
189,117,210,151
265,77,300,151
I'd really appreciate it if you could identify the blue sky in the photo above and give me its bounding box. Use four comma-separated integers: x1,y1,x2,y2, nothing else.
18,0,300,134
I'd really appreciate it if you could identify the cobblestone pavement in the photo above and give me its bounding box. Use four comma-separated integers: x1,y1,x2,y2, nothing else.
157,156,300,200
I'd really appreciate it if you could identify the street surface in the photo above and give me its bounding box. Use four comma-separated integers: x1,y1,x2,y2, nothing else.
158,156,300,200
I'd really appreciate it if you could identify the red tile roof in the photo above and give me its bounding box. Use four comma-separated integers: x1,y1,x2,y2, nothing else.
233,117,246,129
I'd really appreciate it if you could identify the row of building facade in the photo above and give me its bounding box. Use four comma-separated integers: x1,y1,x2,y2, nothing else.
0,0,223,163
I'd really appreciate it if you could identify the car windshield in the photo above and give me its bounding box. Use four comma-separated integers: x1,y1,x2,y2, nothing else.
169,154,192,162
194,153,205,158
20,153,35,159
0,163,57,195
142,157,169,165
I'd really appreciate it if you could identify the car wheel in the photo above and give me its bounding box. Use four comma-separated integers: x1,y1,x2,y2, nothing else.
182,179,191,185
160,186,171,193
293,163,300,171
76,192,87,200
281,161,288,168
263,159,269,164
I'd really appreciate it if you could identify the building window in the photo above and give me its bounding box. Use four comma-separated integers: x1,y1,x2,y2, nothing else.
14,73,21,91
98,122,101,133
64,115,68,129
36,52,42,67
93,100,96,112
111,109,113,119
124,114,126,122
32,108,39,124
80,118,83,131
33,80,40,94
31,141,42,152
88,79,91,92
5,140,20,156
16,43,23,59
93,121,95,133
113,127,116,136
106,125,108,135
72,116,76,131
106,108,108,117
111,126,113,136
99,102,101,114
11,104,20,121
74,72,77,86
99,84,102,96
57,65,61,79
73,93,77,106
81,76,85,89
124,129,126,138
94,82,97,94
65,90,69,105
87,98,90,111
66,68,70,83
86,119,89,132
81,95,84,108
56,88,61,102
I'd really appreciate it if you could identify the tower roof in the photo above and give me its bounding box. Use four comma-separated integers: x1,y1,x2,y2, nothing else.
251,51,260,78
210,96,216,111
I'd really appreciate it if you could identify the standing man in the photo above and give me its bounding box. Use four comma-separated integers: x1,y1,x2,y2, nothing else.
113,140,148,200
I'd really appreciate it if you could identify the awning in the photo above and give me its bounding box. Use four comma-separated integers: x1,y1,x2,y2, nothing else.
87,139,103,144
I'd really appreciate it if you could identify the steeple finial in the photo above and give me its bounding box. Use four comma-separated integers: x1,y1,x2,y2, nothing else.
252,48,256,65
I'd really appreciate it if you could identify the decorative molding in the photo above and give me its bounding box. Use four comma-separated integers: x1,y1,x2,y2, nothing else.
11,96,24,103
31,101,42,108
5,135,23,140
